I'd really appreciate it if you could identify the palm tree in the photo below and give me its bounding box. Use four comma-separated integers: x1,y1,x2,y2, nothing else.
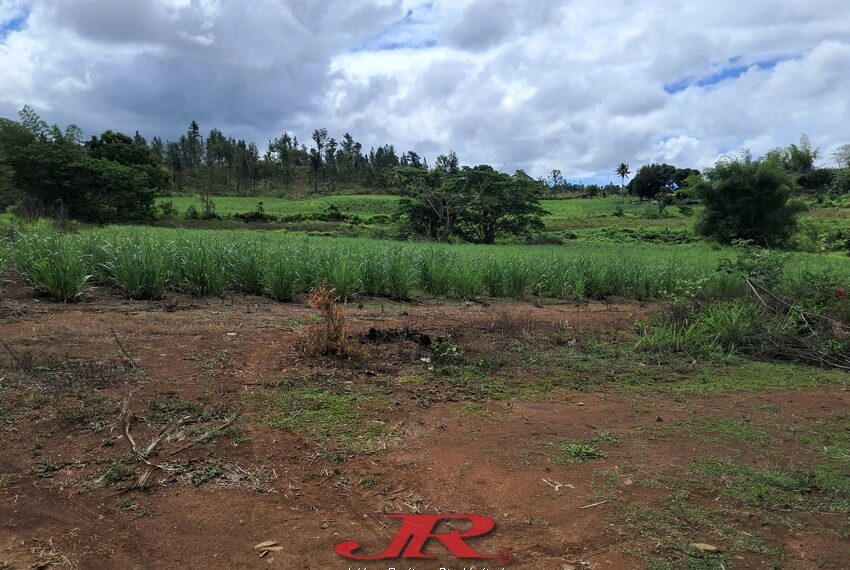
616,163,630,202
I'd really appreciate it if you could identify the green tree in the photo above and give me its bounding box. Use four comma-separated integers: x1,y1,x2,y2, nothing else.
453,166,546,244
12,139,154,222
696,152,804,246
628,163,676,200
781,134,819,174
615,162,630,195
832,168,850,194
1,108,159,222
628,163,698,200
87,130,169,193
396,165,545,243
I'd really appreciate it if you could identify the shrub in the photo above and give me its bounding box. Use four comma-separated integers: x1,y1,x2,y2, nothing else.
696,153,804,247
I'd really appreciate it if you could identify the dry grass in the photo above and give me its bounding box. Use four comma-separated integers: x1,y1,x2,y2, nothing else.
302,285,355,357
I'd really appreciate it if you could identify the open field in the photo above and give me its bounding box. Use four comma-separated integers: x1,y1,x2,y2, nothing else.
0,279,848,568
157,194,850,249
161,194,402,219
2,199,849,569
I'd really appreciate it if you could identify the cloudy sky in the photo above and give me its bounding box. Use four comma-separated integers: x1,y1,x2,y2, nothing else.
1,0,849,182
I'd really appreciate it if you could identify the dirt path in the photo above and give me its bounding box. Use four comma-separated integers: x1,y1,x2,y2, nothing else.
1,287,848,569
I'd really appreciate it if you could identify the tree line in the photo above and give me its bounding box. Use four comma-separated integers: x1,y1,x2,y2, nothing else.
150,120,432,196
1,106,848,247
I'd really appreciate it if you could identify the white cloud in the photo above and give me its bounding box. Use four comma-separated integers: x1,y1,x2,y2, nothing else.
1,0,849,180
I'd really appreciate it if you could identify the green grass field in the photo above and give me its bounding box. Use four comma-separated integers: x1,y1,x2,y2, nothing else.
156,193,850,254
7,224,849,302
160,194,401,219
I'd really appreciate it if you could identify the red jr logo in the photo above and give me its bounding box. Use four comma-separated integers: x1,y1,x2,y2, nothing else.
335,513,510,563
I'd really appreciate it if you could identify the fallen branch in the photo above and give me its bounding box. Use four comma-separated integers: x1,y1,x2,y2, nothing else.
169,416,238,457
111,327,139,369
0,338,25,370
579,500,609,509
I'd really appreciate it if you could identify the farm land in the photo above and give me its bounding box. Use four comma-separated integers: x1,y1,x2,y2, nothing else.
1,193,849,569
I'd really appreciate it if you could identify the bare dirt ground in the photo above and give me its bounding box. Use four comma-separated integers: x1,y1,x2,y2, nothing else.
1,280,848,569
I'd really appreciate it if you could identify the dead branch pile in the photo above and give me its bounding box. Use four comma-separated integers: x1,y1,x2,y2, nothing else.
745,278,850,371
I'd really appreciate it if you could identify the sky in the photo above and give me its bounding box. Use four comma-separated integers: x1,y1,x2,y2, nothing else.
1,0,849,183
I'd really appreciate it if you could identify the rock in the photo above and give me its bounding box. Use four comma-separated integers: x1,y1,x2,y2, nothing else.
690,543,719,552
320,521,329,529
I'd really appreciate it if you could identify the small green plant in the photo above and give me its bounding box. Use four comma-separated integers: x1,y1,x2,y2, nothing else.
431,335,461,363
32,459,65,478
561,442,605,462
189,461,229,486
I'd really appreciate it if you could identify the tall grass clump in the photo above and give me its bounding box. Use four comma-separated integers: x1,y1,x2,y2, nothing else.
503,258,533,297
359,250,387,296
229,240,266,295
0,240,7,283
175,238,228,297
101,236,170,299
264,246,299,301
481,258,505,297
637,300,761,356
452,263,483,297
14,232,90,302
419,250,453,296
386,249,416,298
323,253,360,300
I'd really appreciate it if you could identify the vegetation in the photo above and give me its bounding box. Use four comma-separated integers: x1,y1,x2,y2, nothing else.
0,108,165,223
696,152,804,246
628,163,699,200
395,164,546,242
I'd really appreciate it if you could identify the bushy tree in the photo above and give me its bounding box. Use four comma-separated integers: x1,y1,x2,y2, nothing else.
780,134,819,174
0,108,160,222
832,168,850,194
696,152,804,246
395,165,546,243
12,139,155,222
453,166,546,243
628,163,698,200
87,130,169,193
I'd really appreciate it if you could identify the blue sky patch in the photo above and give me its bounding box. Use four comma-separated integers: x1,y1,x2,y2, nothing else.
354,2,438,52
664,56,789,94
0,8,29,41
